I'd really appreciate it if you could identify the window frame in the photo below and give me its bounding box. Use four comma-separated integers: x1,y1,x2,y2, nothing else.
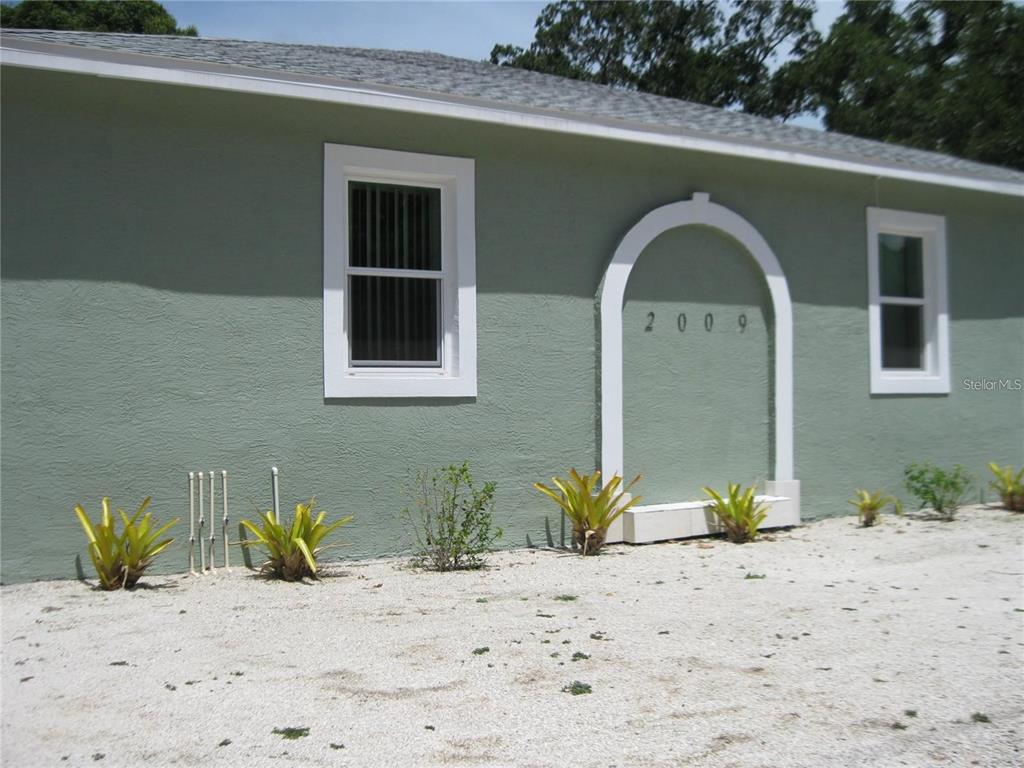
323,144,477,398
866,207,950,395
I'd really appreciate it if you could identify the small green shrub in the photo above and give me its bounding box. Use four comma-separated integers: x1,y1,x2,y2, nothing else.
534,470,641,555
904,463,972,520
74,497,177,590
240,499,351,580
562,681,592,695
988,463,1024,512
403,462,500,571
848,489,903,527
702,483,767,543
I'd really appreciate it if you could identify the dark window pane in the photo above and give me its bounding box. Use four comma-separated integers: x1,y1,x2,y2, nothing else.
350,276,440,365
881,304,923,369
879,234,923,298
348,182,441,271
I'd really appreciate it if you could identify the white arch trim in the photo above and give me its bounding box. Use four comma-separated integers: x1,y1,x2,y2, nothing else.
600,192,795,488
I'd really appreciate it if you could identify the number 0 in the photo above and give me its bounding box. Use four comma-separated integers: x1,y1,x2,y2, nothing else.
704,313,713,332
677,313,687,332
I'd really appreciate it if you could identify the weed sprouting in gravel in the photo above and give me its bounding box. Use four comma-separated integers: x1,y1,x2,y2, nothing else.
562,681,592,695
273,727,310,740
472,646,490,655
571,651,590,661
971,712,991,723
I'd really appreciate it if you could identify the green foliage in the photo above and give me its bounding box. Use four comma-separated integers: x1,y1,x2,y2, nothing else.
562,680,592,695
240,499,351,581
491,0,818,118
493,0,1024,169
272,726,310,740
403,462,501,571
904,463,973,520
803,0,1024,170
534,470,642,555
74,497,177,590
1,0,198,35
702,482,767,543
848,489,903,527
988,463,1024,512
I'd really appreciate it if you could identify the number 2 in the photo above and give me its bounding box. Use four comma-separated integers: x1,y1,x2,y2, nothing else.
645,312,655,332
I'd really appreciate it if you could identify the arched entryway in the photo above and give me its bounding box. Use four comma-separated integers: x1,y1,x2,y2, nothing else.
599,193,799,542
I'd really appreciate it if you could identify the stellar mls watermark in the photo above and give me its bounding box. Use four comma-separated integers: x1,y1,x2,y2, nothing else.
962,377,1022,392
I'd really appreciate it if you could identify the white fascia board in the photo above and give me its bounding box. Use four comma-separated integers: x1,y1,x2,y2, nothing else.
3,41,1023,199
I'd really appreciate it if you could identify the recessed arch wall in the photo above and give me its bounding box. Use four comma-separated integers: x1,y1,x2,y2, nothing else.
599,193,796,536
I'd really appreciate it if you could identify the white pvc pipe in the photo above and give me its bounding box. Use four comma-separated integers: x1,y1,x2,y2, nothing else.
208,470,217,573
197,471,206,572
187,472,197,575
271,466,280,522
221,470,230,570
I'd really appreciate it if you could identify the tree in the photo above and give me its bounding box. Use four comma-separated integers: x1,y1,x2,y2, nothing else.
805,0,1024,169
493,0,1024,169
0,0,198,36
491,0,820,118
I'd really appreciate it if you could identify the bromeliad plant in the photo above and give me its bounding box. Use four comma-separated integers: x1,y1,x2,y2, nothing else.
848,489,903,527
533,470,642,556
74,497,177,590
702,483,767,543
240,498,352,581
988,463,1024,512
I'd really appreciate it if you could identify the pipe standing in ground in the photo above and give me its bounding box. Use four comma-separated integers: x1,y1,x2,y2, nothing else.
208,470,217,572
188,472,197,575
221,470,230,570
197,471,206,572
271,466,280,523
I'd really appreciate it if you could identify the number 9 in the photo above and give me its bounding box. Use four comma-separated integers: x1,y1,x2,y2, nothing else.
738,314,747,333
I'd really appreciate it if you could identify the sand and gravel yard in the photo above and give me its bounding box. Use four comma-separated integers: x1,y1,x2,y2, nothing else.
2,505,1022,767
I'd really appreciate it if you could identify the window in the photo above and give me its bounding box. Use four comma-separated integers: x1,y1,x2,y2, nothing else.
866,207,949,394
323,145,476,397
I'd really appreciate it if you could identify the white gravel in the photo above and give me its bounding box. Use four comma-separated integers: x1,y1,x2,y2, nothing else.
2,505,1022,768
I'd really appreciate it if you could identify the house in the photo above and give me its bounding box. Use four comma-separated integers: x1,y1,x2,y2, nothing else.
2,30,1021,582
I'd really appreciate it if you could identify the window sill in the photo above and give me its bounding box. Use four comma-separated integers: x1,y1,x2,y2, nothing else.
325,374,477,399
870,372,950,395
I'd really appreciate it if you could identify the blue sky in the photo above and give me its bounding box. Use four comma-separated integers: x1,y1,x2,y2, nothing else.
163,1,852,61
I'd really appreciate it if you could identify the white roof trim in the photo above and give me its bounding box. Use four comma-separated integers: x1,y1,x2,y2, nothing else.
2,40,1023,199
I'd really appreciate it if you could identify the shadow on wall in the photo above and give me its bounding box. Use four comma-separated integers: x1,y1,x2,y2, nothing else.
1,68,1019,321
611,224,775,504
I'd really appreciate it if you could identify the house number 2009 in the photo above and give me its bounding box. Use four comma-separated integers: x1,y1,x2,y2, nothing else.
644,312,748,333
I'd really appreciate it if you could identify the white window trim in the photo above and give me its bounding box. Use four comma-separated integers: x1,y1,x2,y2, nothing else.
867,207,950,395
323,144,477,398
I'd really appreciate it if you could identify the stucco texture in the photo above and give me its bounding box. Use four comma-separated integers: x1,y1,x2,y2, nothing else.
2,67,1022,582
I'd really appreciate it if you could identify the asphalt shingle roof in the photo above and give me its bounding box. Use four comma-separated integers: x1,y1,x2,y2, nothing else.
3,28,1023,188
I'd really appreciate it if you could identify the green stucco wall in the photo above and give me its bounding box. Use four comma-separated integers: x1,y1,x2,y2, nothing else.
2,67,1022,583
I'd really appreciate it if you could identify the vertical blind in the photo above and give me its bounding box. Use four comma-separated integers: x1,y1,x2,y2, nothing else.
348,181,442,366
878,234,925,370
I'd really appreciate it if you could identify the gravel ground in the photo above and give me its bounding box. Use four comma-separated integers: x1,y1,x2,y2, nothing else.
2,505,1022,768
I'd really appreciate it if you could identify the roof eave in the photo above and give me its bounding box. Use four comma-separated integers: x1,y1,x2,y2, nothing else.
2,39,1022,199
